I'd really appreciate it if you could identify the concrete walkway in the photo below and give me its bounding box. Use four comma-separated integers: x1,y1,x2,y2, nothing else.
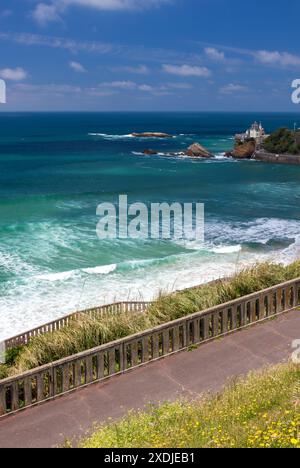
0,310,299,448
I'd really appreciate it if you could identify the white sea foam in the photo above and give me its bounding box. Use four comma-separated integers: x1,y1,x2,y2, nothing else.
36,271,76,282
214,153,228,160
82,264,117,275
206,217,300,246
1,216,300,340
36,263,117,282
174,217,300,254
0,250,38,276
88,133,133,140
211,245,242,254
200,157,238,164
132,151,187,159
279,235,300,264
0,248,267,341
89,133,177,141
88,132,189,141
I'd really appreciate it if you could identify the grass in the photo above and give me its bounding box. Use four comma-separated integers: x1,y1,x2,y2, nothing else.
79,362,300,449
1,260,300,379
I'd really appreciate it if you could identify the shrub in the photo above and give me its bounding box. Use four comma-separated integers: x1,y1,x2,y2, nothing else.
263,128,300,155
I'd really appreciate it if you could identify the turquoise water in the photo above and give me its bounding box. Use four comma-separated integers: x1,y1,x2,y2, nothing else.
1,112,300,339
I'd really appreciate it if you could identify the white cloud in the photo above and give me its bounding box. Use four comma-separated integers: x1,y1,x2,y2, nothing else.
10,77,194,105
0,9,13,18
138,84,153,92
33,0,171,24
204,47,225,62
12,81,157,99
63,0,169,10
103,80,137,89
33,3,61,25
97,80,178,95
13,83,117,98
99,81,154,92
126,65,149,75
220,83,248,94
14,83,82,94
111,64,149,75
0,32,202,65
163,64,211,77
69,61,87,73
86,89,116,96
0,67,28,81
0,32,115,55
255,50,300,67
166,82,193,89
199,41,300,70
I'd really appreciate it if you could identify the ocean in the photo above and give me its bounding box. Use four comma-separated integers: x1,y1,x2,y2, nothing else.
1,112,300,340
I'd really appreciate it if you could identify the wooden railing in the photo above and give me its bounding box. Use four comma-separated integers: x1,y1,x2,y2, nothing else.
4,279,224,352
1,277,299,417
4,302,152,351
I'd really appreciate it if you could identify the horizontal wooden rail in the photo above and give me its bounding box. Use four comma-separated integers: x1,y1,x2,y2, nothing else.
1,277,300,417
4,302,152,351
3,278,224,352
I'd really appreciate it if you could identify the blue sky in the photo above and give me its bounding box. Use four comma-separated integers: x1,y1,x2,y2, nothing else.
0,0,300,111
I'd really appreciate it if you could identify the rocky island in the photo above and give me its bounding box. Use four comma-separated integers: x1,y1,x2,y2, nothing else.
137,125,300,165
142,143,213,159
227,126,300,164
185,143,213,158
225,140,256,159
131,132,172,138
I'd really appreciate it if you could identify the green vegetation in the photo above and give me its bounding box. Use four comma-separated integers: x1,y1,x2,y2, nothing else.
235,137,255,147
1,260,300,379
80,362,300,448
263,127,300,155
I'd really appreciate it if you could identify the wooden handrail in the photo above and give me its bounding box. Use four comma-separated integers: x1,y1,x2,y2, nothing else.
4,301,153,351
1,276,299,417
3,277,225,351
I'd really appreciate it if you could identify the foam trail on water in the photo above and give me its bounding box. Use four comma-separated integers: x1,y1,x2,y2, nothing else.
36,271,76,282
82,264,117,275
0,249,269,341
211,245,242,254
88,133,133,140
279,235,300,264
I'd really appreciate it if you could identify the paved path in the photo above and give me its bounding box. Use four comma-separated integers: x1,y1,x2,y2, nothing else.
0,310,299,448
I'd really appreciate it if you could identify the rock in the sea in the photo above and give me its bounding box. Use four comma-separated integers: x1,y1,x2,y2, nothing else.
185,143,213,158
143,149,158,155
131,132,172,138
229,141,256,159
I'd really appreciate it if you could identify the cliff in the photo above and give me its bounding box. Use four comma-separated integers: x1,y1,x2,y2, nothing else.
226,141,256,159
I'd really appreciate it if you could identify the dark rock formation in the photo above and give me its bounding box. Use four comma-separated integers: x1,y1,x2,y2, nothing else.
137,142,213,159
185,143,213,158
131,132,172,138
228,141,256,159
143,149,158,155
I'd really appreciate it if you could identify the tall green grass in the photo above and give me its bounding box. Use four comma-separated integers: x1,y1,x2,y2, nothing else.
79,362,300,448
1,260,300,379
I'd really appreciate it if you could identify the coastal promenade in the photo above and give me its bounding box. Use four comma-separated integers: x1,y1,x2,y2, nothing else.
253,150,300,165
0,309,298,448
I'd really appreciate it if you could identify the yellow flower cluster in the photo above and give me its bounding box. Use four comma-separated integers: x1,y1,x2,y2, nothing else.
247,413,300,448
80,363,300,449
